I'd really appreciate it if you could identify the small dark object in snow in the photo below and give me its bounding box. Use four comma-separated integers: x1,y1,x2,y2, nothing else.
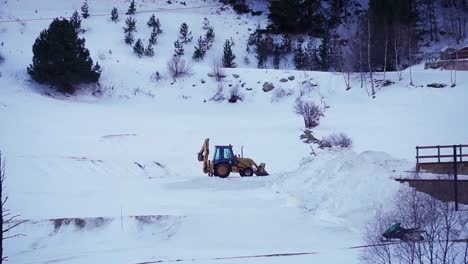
280,78,288,82
241,83,245,87
200,79,206,84
192,84,196,87
228,84,232,87
246,87,252,91
232,74,240,78
180,1,186,5
427,83,447,88
288,76,295,81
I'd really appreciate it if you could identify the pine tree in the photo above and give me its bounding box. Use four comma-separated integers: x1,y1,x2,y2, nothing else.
280,33,292,54
149,27,158,45
70,10,82,33
192,36,206,61
126,0,136,15
173,39,184,57
319,30,330,70
111,7,119,22
204,26,215,49
202,17,210,29
81,0,90,19
123,17,137,45
293,39,306,70
144,41,154,57
255,37,268,69
154,18,162,34
273,45,281,69
304,38,316,70
27,18,100,94
124,30,134,45
147,14,157,28
222,39,236,68
133,39,144,58
179,22,193,44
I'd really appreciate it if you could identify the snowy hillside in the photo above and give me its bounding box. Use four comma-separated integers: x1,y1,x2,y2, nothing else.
0,1,467,264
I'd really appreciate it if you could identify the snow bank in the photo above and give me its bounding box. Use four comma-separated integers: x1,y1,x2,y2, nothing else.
274,149,411,228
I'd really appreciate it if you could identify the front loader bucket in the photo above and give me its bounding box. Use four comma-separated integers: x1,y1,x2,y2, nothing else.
254,163,269,176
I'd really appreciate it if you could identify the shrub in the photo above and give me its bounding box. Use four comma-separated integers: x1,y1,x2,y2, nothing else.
210,82,225,102
228,85,243,103
294,99,323,129
210,62,226,82
320,133,352,149
271,87,293,102
167,56,192,80
27,18,101,94
0,52,4,64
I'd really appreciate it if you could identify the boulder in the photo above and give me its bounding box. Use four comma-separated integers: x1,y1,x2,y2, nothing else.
288,76,295,81
280,78,288,82
262,82,274,92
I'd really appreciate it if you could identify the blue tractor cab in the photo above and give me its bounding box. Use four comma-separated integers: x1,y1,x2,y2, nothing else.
213,145,236,166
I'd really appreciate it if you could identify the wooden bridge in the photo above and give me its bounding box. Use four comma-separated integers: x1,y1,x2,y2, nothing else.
397,145,468,209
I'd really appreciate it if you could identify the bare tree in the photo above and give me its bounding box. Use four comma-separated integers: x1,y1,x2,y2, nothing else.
1,152,27,263
360,208,394,264
367,12,376,98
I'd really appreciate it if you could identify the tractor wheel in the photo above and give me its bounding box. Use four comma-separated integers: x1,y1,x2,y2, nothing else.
214,163,231,178
241,167,254,177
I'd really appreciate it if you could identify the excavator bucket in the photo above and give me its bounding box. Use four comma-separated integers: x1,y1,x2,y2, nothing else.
254,163,269,176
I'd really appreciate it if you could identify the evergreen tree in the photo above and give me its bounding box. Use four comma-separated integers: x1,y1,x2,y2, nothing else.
70,10,82,33
81,0,90,19
147,14,157,28
255,37,268,69
305,38,316,70
173,39,184,57
124,30,134,45
293,39,306,70
111,7,119,22
123,16,137,45
179,22,193,44
133,39,144,57
144,41,154,57
204,26,215,49
280,33,292,54
126,0,136,15
154,18,162,34
273,45,280,69
222,39,236,68
27,18,100,94
319,30,330,70
192,36,206,61
268,0,325,35
202,17,210,29
149,27,158,45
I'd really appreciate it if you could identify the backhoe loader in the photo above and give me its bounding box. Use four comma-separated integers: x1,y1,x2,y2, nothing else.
197,138,269,178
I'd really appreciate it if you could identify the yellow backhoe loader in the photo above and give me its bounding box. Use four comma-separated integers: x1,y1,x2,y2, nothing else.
197,138,269,178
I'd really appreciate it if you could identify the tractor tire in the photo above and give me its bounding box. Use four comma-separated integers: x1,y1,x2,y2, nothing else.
214,163,231,178
240,167,254,177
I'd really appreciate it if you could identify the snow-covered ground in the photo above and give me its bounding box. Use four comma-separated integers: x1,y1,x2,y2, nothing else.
1,1,468,263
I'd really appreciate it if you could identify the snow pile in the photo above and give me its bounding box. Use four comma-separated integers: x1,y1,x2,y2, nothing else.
274,149,411,227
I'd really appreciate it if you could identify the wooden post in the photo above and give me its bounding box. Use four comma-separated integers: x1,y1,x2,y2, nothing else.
453,145,459,211
459,144,462,162
437,145,440,162
416,146,419,171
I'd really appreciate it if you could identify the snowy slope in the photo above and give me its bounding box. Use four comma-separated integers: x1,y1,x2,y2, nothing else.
0,1,468,264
